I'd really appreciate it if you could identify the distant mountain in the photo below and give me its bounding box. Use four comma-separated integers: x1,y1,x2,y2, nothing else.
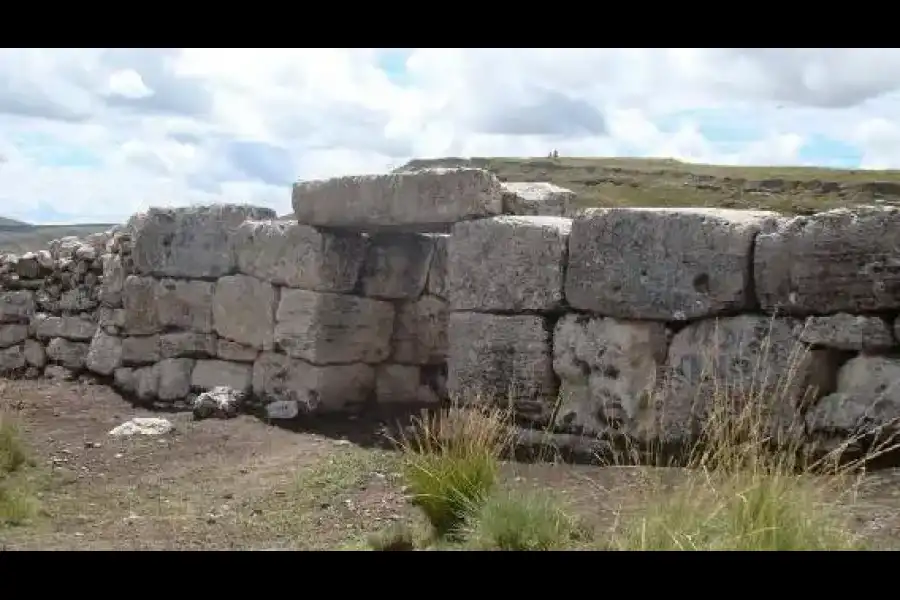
0,216,34,231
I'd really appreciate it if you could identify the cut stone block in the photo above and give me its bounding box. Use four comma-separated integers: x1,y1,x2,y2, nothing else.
86,330,123,376
23,339,45,368
159,332,217,359
0,345,25,372
566,208,779,321
32,314,96,341
800,314,895,352
212,275,277,350
0,324,29,349
391,295,448,365
501,181,576,217
122,335,160,365
122,276,161,335
449,216,571,312
376,364,422,404
216,339,258,363
361,233,434,300
156,278,215,333
157,358,195,401
807,356,900,435
131,204,275,279
553,315,669,437
233,220,366,292
99,253,126,307
274,289,393,365
253,352,375,414
0,291,35,323
191,359,252,392
660,315,839,443
447,312,556,418
292,168,503,231
755,207,900,314
46,337,89,370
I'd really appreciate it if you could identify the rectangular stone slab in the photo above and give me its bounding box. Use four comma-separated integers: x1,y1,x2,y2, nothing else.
755,207,900,315
449,216,571,312
291,168,503,231
565,207,779,321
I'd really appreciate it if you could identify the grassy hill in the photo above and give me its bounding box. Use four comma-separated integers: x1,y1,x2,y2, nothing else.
0,221,116,255
399,157,900,215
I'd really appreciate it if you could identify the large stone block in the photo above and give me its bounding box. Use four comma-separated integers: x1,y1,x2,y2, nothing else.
501,182,576,217
46,337,89,370
191,359,253,392
86,330,123,376
0,324,29,349
212,275,277,350
0,291,34,324
658,315,839,442
807,356,900,435
233,220,366,292
253,352,375,415
755,207,900,314
566,208,779,321
274,289,393,365
157,358,194,401
292,168,503,231
32,314,96,341
447,312,556,418
391,295,448,365
0,345,25,372
156,279,215,333
801,314,895,352
449,216,571,312
553,315,669,437
122,276,160,335
131,204,275,279
361,233,434,300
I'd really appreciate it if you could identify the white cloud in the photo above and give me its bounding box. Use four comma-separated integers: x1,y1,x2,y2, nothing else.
3,48,900,223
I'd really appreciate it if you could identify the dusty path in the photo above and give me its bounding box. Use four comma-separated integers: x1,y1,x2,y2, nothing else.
3,379,900,550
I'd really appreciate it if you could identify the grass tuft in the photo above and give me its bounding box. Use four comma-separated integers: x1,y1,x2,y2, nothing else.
392,401,513,537
0,409,39,527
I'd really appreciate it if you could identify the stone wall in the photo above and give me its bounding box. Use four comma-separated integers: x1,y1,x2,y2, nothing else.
2,167,900,450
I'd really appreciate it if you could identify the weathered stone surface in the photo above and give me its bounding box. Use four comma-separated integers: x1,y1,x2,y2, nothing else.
274,289,393,365
501,182,576,217
292,168,503,231
0,291,34,323
212,275,277,350
566,208,779,321
23,339,45,368
253,352,375,414
447,312,556,418
0,345,25,372
97,307,125,335
32,314,95,341
134,365,159,401
426,234,449,299
122,276,160,335
193,386,245,420
157,358,194,401
191,359,252,392
361,234,434,300
46,337,89,370
800,314,895,352
156,279,215,333
755,207,900,314
86,330,123,376
553,315,669,437
131,204,275,279
450,216,571,312
121,335,160,365
376,364,422,404
807,356,900,434
216,339,258,363
99,253,126,307
0,324,29,348
658,316,839,442
114,367,135,394
391,295,448,365
159,332,217,359
58,287,97,313
233,220,366,292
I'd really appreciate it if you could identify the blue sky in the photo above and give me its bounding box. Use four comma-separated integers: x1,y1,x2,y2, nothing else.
2,48,900,224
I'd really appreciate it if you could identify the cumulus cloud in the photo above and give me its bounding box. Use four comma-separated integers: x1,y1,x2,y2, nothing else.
3,48,900,224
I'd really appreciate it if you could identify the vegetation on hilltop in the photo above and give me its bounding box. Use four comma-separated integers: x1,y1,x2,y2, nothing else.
398,156,900,215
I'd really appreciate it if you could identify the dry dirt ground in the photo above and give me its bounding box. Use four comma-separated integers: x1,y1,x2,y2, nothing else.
4,379,900,550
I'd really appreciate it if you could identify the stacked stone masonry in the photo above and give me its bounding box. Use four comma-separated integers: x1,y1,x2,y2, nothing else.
2,167,900,449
